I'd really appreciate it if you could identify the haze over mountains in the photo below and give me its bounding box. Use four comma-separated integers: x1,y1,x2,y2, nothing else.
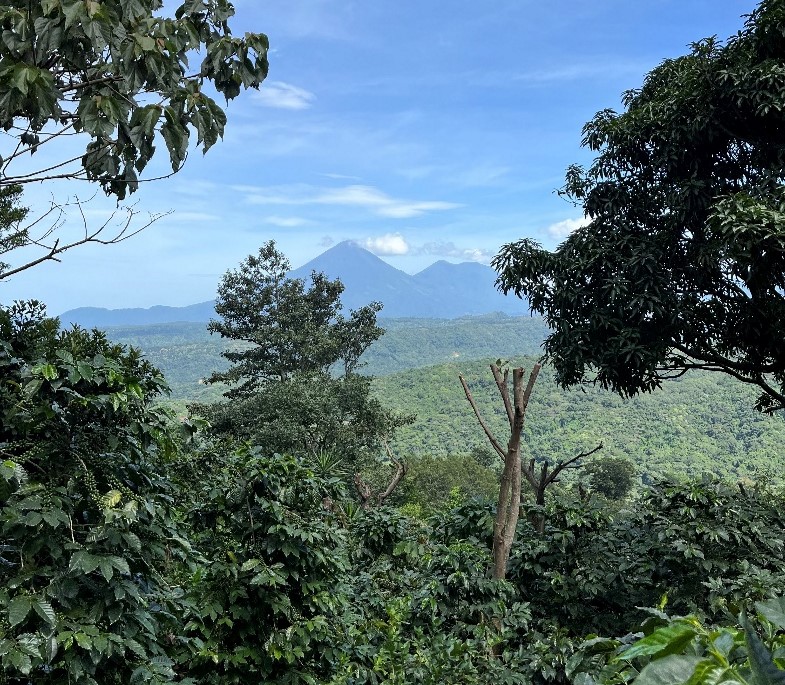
59,241,530,327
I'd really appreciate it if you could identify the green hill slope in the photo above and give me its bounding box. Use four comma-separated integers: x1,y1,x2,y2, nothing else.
105,314,549,399
104,317,785,482
374,357,785,483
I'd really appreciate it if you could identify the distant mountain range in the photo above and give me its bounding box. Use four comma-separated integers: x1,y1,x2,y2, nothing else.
59,241,530,327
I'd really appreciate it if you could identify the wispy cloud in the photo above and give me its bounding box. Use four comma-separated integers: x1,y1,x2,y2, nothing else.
315,185,459,218
263,215,312,227
360,233,410,255
253,81,316,110
546,216,591,240
319,172,363,181
417,241,494,263
398,163,510,188
238,183,461,219
319,235,335,247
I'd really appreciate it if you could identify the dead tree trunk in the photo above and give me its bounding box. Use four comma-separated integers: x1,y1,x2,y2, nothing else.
460,363,603,577
460,363,540,580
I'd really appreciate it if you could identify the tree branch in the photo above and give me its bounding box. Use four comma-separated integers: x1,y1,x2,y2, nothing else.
459,374,506,459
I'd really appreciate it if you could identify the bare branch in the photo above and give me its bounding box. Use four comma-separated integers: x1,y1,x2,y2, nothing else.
378,440,407,505
459,374,506,459
546,442,604,485
491,363,515,429
0,196,170,280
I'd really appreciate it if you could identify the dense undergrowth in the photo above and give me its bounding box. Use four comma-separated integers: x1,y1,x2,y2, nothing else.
3,304,785,684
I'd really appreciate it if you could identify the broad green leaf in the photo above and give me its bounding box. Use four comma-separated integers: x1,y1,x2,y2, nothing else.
621,624,697,660
74,632,92,650
43,635,57,663
7,649,32,675
34,599,56,626
125,637,146,658
757,598,785,631
8,596,32,627
99,558,114,582
101,489,122,508
241,558,260,572
634,656,703,685
744,617,785,685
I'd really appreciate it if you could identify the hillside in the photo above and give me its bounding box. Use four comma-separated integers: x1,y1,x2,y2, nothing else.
103,316,785,483
105,314,549,399
374,357,785,483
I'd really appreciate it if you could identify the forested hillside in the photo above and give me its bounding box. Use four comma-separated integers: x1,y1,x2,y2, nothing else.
104,313,549,398
6,2,785,684
376,357,785,483
105,317,785,483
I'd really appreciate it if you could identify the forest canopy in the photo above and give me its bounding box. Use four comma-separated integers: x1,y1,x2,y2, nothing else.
495,0,785,413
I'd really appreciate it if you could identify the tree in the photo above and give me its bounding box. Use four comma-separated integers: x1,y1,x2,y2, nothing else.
0,0,268,198
583,456,636,501
198,241,409,467
0,0,268,277
460,362,602,577
494,0,785,413
0,301,195,683
207,241,383,395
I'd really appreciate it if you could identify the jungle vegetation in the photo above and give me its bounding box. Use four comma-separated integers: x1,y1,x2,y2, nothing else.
3,1,785,684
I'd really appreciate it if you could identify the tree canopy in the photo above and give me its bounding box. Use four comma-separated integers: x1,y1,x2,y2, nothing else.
0,0,268,198
197,241,407,465
207,241,385,395
494,0,785,412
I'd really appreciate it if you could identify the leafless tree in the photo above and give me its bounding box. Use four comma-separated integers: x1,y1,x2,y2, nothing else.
460,362,602,579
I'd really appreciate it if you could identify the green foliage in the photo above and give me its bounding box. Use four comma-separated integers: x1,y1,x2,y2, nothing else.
0,0,268,198
505,480,785,637
569,601,785,685
374,357,785,484
207,241,383,395
194,242,409,471
584,457,637,501
398,452,500,512
0,184,28,275
495,1,785,412
328,505,531,684
0,301,193,684
172,447,349,685
103,314,549,401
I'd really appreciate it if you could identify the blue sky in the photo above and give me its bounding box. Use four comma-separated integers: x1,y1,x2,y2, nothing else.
2,0,753,315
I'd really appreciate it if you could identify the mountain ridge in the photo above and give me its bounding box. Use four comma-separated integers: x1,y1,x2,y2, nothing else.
59,241,529,327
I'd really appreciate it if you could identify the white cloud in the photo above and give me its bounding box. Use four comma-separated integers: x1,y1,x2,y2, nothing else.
263,215,311,227
319,235,335,247
546,216,591,239
360,233,410,255
315,185,460,218
253,81,316,110
417,241,493,263
238,183,460,219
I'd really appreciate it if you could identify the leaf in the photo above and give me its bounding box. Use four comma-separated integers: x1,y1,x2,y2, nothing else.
620,624,697,660
99,558,114,582
8,596,32,627
241,558,260,572
101,489,122,508
744,616,785,685
757,598,785,631
34,599,56,626
125,637,146,658
43,635,58,663
634,656,703,685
